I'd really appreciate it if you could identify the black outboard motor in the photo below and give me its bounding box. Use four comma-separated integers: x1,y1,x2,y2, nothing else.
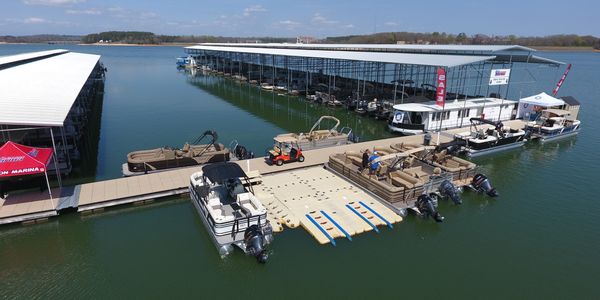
472,173,499,197
234,145,255,160
438,179,462,205
244,225,268,263
416,194,444,222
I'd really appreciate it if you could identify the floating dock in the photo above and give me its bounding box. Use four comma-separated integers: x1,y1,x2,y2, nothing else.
0,120,526,242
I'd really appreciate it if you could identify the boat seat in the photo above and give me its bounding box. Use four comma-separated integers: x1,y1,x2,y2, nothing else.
183,143,191,152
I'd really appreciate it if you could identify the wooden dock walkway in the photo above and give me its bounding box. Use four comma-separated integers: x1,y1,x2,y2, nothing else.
0,120,527,227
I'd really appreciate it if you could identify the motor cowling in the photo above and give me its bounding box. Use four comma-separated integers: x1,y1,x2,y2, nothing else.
472,174,499,197
234,145,255,160
244,225,268,263
416,194,444,222
439,180,462,205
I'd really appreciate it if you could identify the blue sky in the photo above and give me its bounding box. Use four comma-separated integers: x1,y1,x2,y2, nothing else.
1,0,598,37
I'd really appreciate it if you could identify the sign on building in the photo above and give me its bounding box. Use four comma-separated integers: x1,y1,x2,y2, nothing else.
489,69,511,85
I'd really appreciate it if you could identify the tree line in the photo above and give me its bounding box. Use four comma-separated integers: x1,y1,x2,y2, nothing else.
325,32,600,49
2,31,599,49
79,31,293,44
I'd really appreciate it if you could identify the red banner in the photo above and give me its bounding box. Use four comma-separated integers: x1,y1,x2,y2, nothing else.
552,63,572,96
435,67,446,107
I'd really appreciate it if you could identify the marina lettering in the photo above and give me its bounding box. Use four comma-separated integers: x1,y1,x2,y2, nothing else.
10,167,40,174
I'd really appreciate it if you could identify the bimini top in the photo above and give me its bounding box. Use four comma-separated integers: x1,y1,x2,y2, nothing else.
519,92,565,107
392,97,517,112
202,162,247,183
0,50,101,127
186,45,496,68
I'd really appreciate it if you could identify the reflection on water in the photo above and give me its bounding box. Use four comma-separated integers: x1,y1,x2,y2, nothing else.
184,70,394,143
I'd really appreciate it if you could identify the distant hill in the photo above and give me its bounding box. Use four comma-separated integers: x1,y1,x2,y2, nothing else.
0,34,81,43
81,31,293,44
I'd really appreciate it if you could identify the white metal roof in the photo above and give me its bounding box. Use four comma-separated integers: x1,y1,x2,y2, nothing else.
200,43,536,53
0,49,68,67
392,97,517,112
0,51,101,126
186,45,496,68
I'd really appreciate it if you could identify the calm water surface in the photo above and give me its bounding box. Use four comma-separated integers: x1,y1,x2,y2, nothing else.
0,45,598,298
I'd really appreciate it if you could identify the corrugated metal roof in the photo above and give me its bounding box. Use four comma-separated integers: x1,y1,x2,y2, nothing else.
392,98,517,111
185,45,496,68
0,52,100,127
199,43,536,53
0,49,68,67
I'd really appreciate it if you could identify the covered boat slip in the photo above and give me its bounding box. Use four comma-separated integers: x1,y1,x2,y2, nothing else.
0,49,105,224
185,43,563,112
0,49,106,177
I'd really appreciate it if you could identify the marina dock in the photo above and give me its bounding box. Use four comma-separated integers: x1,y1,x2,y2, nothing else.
0,120,525,242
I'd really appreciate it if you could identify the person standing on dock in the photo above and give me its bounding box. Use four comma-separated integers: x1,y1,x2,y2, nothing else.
362,149,370,171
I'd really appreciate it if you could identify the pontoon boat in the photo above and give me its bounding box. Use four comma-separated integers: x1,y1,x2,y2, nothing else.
189,162,273,263
122,130,229,176
454,118,526,157
272,116,356,151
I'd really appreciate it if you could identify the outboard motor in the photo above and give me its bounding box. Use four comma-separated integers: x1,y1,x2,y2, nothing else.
438,179,462,205
471,174,499,197
416,194,444,222
234,145,255,160
244,225,269,263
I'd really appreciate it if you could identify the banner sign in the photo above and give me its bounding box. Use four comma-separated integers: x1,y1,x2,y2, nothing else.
435,67,446,107
552,63,572,96
489,69,511,85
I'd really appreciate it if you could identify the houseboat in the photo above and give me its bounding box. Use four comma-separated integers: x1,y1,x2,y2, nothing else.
388,98,517,135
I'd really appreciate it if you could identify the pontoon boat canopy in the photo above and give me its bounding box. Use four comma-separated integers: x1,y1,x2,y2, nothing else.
202,162,247,183
519,92,565,107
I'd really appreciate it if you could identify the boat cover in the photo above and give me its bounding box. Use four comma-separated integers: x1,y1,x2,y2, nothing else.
0,141,53,177
202,162,247,183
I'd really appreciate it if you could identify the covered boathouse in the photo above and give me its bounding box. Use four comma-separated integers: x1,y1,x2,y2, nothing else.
0,49,105,224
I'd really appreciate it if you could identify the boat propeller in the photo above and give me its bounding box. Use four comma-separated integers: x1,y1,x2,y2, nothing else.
438,179,462,205
416,194,444,222
471,173,499,197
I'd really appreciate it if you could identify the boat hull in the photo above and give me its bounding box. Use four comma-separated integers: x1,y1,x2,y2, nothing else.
465,141,525,157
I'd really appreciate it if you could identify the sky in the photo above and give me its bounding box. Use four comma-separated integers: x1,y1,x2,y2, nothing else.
1,0,598,37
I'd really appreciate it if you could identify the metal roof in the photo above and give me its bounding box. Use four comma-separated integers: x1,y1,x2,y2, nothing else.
0,49,68,68
392,97,517,111
200,43,536,53
186,45,496,68
0,51,101,127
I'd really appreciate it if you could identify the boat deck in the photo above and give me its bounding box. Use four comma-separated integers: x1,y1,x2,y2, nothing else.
0,120,527,227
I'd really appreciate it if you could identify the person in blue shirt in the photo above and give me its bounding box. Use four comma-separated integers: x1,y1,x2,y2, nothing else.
369,151,380,174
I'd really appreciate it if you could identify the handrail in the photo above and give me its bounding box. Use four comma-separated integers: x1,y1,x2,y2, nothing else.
308,116,341,135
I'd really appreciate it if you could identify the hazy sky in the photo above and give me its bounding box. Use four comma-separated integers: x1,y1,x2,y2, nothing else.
1,0,598,37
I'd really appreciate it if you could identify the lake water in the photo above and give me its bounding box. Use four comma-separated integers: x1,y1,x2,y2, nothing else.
0,45,598,298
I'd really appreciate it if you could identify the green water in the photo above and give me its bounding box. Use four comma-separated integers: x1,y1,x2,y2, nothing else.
0,45,599,299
